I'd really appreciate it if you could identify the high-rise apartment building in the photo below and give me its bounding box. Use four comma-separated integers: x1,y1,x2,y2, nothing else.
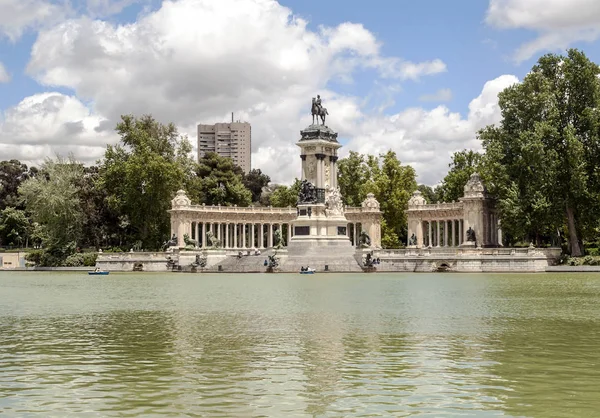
197,119,251,173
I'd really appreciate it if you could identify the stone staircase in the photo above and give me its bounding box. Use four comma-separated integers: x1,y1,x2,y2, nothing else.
207,250,273,273
280,242,363,273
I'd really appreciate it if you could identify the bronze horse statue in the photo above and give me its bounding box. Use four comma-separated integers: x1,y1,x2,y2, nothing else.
311,97,328,125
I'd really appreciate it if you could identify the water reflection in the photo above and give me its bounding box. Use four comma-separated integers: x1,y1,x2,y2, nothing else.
0,272,599,417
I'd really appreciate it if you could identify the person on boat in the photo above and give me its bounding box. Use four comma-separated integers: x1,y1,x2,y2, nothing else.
94,267,101,272
301,266,305,272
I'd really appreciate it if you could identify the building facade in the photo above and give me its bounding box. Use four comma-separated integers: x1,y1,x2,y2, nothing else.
197,121,251,173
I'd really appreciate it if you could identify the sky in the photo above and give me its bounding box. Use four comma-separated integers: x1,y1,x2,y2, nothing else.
2,0,600,186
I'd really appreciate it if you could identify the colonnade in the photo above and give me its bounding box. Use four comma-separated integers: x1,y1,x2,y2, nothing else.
419,219,465,247
187,221,291,249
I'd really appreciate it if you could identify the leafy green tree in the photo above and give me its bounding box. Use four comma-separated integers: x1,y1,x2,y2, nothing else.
372,151,417,248
19,156,85,248
0,207,30,247
196,152,252,206
243,169,270,203
337,151,371,206
99,115,195,249
480,49,600,254
0,160,34,209
437,150,483,202
269,179,301,207
338,150,416,248
417,184,440,204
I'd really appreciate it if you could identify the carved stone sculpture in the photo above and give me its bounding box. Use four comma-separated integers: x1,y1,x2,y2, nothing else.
325,186,344,216
466,227,476,242
408,233,417,246
298,179,317,204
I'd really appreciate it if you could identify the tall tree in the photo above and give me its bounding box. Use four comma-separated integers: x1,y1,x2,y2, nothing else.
269,179,301,207
437,150,483,203
99,115,195,250
18,156,85,248
0,160,32,209
417,184,440,204
0,207,30,247
480,49,600,255
243,169,270,203
337,151,370,206
197,152,252,206
372,151,417,248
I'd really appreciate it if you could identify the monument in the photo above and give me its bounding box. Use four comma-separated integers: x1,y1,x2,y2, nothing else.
289,95,351,249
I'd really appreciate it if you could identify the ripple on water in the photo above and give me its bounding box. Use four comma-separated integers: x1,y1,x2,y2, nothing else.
1,272,600,417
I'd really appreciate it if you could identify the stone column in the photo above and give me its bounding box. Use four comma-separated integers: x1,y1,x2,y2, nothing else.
268,223,273,248
436,221,440,247
417,220,423,248
300,155,307,181
232,223,237,249
224,223,229,248
451,220,456,247
330,156,338,189
250,223,255,248
428,221,432,247
444,220,448,247
200,222,206,247
259,223,264,248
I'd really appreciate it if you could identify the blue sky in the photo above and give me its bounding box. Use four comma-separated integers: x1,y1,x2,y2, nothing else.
1,0,600,184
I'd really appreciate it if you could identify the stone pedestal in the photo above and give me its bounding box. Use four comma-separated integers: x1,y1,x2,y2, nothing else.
289,124,351,249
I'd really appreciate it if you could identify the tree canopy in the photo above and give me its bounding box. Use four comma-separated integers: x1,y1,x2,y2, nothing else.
480,49,600,254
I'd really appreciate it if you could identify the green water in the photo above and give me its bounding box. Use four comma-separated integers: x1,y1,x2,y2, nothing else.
0,272,599,417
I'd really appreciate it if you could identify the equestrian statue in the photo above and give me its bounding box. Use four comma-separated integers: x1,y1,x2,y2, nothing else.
311,94,329,125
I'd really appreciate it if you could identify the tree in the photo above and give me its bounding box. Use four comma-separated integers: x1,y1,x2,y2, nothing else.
243,169,270,203
269,179,301,207
480,49,600,255
338,150,416,248
337,151,370,206
0,207,30,247
417,184,440,204
196,152,252,206
437,150,483,203
0,160,32,209
18,156,85,248
99,115,195,250
372,151,417,248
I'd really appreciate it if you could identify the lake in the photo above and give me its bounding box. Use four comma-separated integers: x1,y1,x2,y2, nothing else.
1,271,599,417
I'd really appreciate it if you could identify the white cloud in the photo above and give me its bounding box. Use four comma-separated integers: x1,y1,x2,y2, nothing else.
0,0,70,41
0,92,116,164
0,62,9,82
486,0,600,62
344,75,519,186
419,88,452,103
23,0,446,183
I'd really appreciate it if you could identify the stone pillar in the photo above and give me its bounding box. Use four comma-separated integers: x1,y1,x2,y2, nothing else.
417,220,423,248
330,156,338,189
224,223,229,248
436,221,440,247
232,223,237,248
498,220,503,246
268,223,273,248
200,222,206,247
443,220,448,247
451,220,456,247
259,223,264,248
250,223,255,248
300,155,307,181
428,221,432,247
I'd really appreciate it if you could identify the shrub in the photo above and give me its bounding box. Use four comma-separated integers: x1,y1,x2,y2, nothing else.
25,249,44,266
82,253,98,267
63,253,84,267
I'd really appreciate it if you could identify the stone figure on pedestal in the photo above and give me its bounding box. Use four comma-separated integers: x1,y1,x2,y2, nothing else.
466,227,476,242
311,94,329,125
298,179,317,204
408,233,417,246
